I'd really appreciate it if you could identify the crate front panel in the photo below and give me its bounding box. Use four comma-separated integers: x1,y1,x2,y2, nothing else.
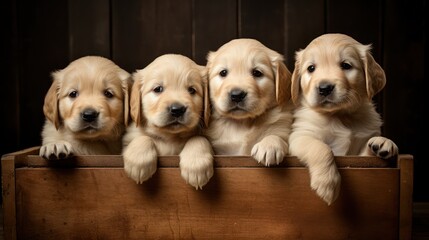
15,167,399,240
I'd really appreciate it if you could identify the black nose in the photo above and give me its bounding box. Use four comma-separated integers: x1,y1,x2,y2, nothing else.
230,89,247,103
81,109,99,122
169,103,187,118
318,82,335,96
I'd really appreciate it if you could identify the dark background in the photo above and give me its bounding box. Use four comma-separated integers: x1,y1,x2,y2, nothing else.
1,0,427,202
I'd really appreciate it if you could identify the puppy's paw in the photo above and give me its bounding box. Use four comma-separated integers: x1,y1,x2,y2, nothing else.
123,138,158,184
180,152,214,190
179,137,214,189
251,135,287,166
367,136,398,159
309,164,341,205
39,141,73,160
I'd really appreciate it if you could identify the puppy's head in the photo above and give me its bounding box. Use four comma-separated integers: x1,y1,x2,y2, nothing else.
43,56,132,139
291,33,386,113
130,54,208,135
207,38,291,120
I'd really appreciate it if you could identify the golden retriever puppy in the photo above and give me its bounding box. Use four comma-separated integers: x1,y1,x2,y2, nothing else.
39,56,132,160
122,54,213,189
289,33,399,205
205,38,294,166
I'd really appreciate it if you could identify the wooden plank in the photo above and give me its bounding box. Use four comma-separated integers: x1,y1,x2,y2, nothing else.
24,154,396,168
399,155,414,240
326,0,382,58
68,0,111,59
112,0,193,72
284,0,325,69
383,0,425,203
14,167,399,239
1,157,16,240
16,1,69,150
239,0,284,54
193,0,238,65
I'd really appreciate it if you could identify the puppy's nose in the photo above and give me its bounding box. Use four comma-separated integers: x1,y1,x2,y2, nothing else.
318,82,335,96
81,109,99,122
230,89,247,103
169,103,187,118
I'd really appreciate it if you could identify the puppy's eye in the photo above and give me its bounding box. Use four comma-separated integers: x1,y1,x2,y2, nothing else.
188,87,196,95
104,90,114,98
307,65,316,73
252,69,263,78
341,62,352,70
153,86,163,93
69,91,78,98
219,69,228,77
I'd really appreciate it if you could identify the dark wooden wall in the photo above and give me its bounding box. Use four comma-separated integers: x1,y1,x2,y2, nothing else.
2,0,427,201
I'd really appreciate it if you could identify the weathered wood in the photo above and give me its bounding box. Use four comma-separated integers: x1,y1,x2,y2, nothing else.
14,167,399,240
24,154,395,168
400,155,414,240
1,157,16,240
1,147,413,239
193,0,238,65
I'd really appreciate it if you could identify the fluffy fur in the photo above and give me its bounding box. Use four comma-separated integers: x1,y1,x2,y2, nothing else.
289,33,399,205
39,56,132,159
122,54,213,189
205,38,294,166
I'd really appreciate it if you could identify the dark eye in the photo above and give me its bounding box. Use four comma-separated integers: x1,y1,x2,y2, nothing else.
153,86,163,93
252,69,263,78
188,87,196,95
341,62,352,70
307,65,315,73
104,90,114,98
219,69,228,77
69,91,78,98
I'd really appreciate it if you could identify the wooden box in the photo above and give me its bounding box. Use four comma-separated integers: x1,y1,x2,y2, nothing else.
2,147,413,240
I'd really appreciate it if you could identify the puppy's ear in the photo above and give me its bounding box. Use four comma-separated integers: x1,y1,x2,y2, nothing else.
130,71,143,127
275,61,292,106
201,67,210,128
291,50,303,105
363,45,386,99
43,71,61,129
119,70,132,126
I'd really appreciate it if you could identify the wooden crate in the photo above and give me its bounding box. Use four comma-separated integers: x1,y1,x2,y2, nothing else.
1,147,413,240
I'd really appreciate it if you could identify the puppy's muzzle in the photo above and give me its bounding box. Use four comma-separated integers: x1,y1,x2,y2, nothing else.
230,88,247,103
169,103,187,118
318,82,335,97
81,108,99,122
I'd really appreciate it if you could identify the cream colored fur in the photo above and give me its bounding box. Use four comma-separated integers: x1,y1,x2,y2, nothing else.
289,33,399,205
122,54,213,189
39,56,131,159
205,38,294,166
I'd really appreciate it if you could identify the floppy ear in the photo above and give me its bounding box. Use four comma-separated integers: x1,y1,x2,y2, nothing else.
275,61,292,106
119,70,132,126
130,72,143,127
364,48,386,99
291,50,303,105
203,77,210,128
43,72,61,129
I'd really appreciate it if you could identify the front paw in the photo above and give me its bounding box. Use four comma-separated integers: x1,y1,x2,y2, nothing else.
367,136,398,159
180,153,214,190
309,164,341,205
123,138,158,184
39,141,73,160
179,137,214,189
251,136,287,166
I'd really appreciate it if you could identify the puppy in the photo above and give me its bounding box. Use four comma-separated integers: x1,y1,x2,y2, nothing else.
205,38,294,166
289,33,399,205
122,54,213,189
39,56,132,160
